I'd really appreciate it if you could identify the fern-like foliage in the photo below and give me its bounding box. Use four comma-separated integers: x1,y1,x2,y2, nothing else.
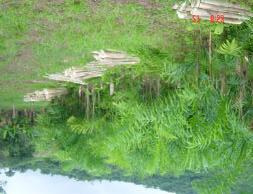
106,86,252,178
217,39,242,57
67,116,107,135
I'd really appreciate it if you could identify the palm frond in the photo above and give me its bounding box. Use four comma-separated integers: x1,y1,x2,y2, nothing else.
217,39,242,57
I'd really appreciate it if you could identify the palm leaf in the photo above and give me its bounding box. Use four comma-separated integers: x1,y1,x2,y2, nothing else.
217,39,242,57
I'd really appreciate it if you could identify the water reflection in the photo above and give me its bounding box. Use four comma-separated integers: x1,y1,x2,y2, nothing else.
0,169,174,194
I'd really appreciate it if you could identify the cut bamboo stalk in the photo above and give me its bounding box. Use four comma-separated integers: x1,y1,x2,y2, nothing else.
79,86,83,98
45,50,139,85
199,0,248,10
191,8,251,20
92,86,96,118
174,0,253,24
197,3,253,16
110,80,114,96
156,78,160,97
12,104,16,119
24,88,68,102
26,50,140,103
195,8,248,19
85,86,90,120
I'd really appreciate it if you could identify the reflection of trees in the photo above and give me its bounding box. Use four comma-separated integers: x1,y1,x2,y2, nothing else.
0,181,6,194
5,170,15,177
0,187,6,194
192,161,253,194
33,85,253,194
0,158,198,194
0,113,34,158
107,87,252,177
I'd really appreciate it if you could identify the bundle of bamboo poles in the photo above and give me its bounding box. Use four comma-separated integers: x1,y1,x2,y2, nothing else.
92,50,140,67
173,0,253,24
45,66,104,85
45,50,139,84
24,88,68,102
24,50,140,102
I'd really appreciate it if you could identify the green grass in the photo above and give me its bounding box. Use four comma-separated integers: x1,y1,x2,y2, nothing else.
0,0,190,109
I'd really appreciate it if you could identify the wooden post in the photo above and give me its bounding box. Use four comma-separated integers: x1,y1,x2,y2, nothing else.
239,56,248,117
79,86,83,98
12,104,16,119
24,109,28,119
97,83,102,105
156,77,160,97
149,78,152,98
85,85,90,120
110,80,114,96
92,86,96,119
31,103,35,124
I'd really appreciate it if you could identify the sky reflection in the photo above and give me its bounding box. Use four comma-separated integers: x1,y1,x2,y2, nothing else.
0,169,175,194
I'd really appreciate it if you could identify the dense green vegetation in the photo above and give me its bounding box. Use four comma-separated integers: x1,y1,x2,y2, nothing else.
1,0,253,194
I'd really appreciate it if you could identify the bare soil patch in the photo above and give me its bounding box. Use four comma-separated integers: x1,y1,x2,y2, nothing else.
33,0,65,12
111,0,160,9
0,28,40,76
87,0,160,9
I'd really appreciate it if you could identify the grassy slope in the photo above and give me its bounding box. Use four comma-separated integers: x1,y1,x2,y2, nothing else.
0,0,181,109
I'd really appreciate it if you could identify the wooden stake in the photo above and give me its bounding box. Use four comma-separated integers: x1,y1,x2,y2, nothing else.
85,86,90,120
156,78,160,97
12,104,16,119
92,86,96,118
110,80,114,96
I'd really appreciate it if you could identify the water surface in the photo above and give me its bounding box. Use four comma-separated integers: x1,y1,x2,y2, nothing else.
0,169,175,194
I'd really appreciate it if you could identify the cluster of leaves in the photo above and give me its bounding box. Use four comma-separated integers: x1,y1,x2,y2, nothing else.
106,86,252,178
0,117,34,158
35,105,113,176
217,39,242,57
32,82,253,194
